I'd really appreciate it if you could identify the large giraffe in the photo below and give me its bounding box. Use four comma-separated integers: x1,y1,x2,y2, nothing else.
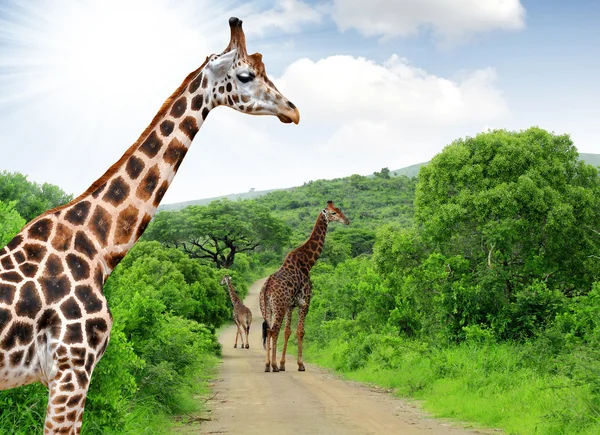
0,17,299,434
260,201,349,372
220,276,252,349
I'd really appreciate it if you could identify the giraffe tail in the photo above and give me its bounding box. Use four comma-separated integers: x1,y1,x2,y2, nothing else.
262,321,268,350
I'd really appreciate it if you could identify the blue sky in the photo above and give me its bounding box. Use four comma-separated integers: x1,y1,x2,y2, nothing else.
0,0,598,203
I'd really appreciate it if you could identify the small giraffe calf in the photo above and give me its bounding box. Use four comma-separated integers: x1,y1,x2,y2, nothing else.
220,276,252,349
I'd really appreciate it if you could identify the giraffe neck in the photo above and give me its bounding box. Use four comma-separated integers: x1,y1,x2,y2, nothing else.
41,62,217,276
227,281,242,306
288,212,328,271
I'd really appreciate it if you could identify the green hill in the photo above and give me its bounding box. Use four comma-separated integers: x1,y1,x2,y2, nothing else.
581,152,600,167
388,162,426,178
160,152,599,211
159,187,284,211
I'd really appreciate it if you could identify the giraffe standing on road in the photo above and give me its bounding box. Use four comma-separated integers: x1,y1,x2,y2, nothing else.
261,201,349,372
220,276,252,349
0,17,299,434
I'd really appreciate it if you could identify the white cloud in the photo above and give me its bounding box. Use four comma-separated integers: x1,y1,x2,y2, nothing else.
243,0,323,36
278,54,508,125
264,54,510,180
331,0,526,44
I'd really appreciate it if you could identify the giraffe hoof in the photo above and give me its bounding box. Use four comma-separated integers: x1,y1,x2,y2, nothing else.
265,365,271,372
279,365,285,372
298,364,306,372
272,365,280,373
245,344,249,349
234,344,237,348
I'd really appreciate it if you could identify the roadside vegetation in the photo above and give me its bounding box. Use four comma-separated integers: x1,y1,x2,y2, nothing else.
296,128,600,434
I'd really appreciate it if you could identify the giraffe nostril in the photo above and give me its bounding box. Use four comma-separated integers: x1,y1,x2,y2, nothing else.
286,101,297,110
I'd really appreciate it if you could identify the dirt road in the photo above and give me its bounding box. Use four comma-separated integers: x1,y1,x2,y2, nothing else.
197,278,494,435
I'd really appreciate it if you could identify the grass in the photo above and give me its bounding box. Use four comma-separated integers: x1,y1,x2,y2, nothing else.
0,383,48,435
293,336,600,435
168,354,220,434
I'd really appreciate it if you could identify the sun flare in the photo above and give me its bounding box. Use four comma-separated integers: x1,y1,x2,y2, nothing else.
0,0,239,114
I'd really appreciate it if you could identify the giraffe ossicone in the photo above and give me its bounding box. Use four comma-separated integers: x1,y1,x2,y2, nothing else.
220,276,252,349
0,17,298,434
260,201,349,373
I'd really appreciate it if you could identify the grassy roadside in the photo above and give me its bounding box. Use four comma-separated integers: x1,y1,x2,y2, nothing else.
167,354,220,434
282,336,600,435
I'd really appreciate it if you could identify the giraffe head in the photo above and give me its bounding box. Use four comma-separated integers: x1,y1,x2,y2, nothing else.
220,275,231,286
203,17,300,124
323,200,350,225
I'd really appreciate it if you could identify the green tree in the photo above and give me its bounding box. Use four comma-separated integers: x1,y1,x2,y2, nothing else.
373,167,391,179
410,127,600,338
0,200,26,247
0,171,72,221
145,200,291,268
416,128,600,291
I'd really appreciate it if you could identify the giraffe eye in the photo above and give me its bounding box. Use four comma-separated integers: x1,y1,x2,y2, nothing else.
237,71,255,83
331,212,337,215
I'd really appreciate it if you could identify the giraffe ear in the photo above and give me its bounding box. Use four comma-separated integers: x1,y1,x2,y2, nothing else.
208,49,237,76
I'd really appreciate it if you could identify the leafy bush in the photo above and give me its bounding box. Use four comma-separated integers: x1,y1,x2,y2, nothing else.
0,171,72,221
0,200,26,247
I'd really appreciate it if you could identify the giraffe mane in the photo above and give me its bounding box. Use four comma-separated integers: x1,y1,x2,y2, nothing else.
41,57,210,218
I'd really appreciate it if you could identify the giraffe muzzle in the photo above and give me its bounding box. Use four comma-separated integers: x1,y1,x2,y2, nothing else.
277,104,300,124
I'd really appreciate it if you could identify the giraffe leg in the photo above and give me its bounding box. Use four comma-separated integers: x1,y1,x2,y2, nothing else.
270,323,282,373
244,324,250,349
264,327,271,372
279,309,293,371
296,304,310,371
238,322,246,349
44,368,90,434
239,322,246,348
234,321,242,348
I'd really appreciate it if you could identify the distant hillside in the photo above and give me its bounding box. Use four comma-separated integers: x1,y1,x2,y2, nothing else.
388,162,426,178
161,152,599,211
581,152,600,167
159,187,286,211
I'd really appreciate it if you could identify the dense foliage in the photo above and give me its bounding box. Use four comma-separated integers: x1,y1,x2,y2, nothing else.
0,171,72,221
386,128,600,340
0,200,26,247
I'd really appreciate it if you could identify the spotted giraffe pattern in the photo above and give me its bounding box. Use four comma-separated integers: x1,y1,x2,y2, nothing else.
220,276,252,349
0,17,299,434
260,201,349,372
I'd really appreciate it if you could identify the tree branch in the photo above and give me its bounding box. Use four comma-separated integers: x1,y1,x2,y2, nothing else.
487,242,495,268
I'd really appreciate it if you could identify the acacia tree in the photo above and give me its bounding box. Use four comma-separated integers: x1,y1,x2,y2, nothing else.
145,200,291,268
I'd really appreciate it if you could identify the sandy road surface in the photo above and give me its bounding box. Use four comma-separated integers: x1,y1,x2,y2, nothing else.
196,278,495,435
